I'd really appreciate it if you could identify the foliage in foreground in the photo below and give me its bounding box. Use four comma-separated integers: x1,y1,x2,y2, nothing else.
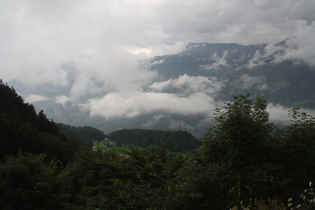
1,93,315,209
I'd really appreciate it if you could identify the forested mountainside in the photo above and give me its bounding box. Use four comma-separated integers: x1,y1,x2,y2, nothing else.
0,80,79,163
0,79,199,156
108,129,201,152
1,80,315,209
57,123,106,148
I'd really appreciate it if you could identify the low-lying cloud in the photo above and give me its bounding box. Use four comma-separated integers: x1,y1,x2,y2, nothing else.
82,91,217,119
74,74,224,119
200,51,230,70
25,94,50,103
149,74,224,95
267,103,315,125
236,74,268,91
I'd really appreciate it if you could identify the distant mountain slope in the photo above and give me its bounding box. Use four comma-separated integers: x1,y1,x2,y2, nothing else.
150,43,266,78
149,42,315,108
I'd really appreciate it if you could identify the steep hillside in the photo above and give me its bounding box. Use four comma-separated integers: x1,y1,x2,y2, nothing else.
57,123,106,148
0,80,78,162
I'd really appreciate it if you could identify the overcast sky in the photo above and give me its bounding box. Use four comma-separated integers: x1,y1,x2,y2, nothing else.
1,0,315,122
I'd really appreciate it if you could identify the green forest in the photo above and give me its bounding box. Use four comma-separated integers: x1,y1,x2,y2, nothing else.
107,129,201,152
1,80,315,209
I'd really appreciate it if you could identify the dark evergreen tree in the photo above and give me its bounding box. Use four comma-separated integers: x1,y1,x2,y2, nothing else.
0,80,77,162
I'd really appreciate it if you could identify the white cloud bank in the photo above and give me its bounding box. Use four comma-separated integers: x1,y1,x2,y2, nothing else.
149,74,224,95
82,91,217,119
267,103,315,125
80,74,223,119
267,103,291,124
25,94,50,103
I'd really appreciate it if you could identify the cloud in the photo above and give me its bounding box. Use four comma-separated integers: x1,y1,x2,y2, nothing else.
25,94,50,103
142,114,195,131
82,91,216,119
0,0,314,126
245,50,266,69
267,103,291,124
246,21,315,67
149,74,224,95
276,21,315,66
1,0,314,85
168,120,195,131
143,114,167,128
152,0,315,46
67,49,158,102
55,95,71,106
246,20,315,67
236,74,268,91
267,103,315,125
200,51,229,70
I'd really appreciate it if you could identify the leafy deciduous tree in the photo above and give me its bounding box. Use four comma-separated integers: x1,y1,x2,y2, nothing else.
201,94,274,206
